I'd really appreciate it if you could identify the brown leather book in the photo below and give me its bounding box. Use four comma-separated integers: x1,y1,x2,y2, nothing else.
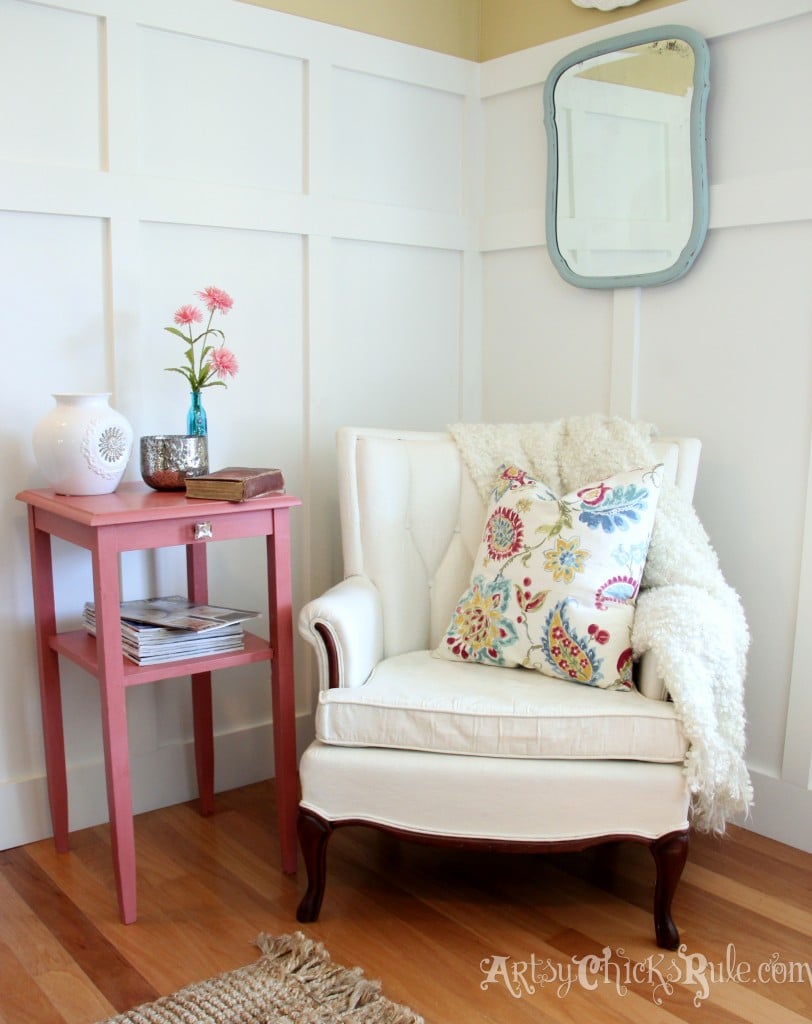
185,466,285,501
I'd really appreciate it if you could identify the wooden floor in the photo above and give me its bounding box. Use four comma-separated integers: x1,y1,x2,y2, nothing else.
1,781,811,1023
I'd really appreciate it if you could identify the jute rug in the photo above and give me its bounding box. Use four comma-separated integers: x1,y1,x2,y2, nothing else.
96,931,423,1023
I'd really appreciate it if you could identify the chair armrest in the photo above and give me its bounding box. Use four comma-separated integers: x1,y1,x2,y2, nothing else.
298,575,383,690
637,650,669,701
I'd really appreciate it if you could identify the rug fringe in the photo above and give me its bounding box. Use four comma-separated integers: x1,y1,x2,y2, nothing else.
255,932,424,1023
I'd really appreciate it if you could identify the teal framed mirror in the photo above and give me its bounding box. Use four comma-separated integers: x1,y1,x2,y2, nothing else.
543,25,710,289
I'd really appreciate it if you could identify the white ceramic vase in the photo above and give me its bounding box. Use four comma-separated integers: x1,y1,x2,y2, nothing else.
32,393,134,495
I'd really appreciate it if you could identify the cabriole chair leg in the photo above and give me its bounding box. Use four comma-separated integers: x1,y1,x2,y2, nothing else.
296,809,333,923
651,830,689,950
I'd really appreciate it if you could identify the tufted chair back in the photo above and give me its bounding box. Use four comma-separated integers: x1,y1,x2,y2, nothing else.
336,426,700,662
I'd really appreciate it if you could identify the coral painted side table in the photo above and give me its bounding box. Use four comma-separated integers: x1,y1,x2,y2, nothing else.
16,482,301,924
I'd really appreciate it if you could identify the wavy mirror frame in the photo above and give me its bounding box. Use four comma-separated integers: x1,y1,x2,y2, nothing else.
543,25,711,289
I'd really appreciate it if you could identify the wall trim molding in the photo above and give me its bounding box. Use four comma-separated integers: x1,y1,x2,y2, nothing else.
609,288,641,421
478,0,812,252
0,713,314,851
782,438,812,789
737,770,812,854
479,0,812,96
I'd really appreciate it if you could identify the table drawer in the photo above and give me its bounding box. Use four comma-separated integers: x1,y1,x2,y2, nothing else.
107,507,279,551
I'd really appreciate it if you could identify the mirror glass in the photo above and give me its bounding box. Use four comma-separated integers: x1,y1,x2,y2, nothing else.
543,26,710,288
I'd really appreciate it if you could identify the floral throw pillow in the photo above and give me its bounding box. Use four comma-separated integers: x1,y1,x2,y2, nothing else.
435,463,663,690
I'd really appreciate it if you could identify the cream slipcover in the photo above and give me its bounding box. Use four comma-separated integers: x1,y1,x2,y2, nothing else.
296,427,701,948
315,651,688,762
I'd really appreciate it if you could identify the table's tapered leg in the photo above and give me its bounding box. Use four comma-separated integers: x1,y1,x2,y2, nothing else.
98,678,137,922
267,508,298,874
26,510,69,852
186,543,214,816
190,673,215,815
92,534,137,924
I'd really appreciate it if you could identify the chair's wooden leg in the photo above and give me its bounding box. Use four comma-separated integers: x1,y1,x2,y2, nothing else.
651,830,689,950
296,809,333,922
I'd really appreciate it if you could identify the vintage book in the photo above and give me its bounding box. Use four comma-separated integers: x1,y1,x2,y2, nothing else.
185,466,285,501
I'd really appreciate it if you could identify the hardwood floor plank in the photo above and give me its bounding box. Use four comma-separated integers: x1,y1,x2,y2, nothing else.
306,821,812,1021
319,832,698,1020
2,782,811,1024
0,938,72,1024
0,847,158,1015
0,872,80,976
33,969,116,1024
690,825,812,900
682,862,812,937
0,874,115,1023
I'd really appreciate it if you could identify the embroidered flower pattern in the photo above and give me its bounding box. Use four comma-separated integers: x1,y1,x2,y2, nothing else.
540,601,601,685
577,481,610,507
595,574,638,610
611,541,651,591
438,464,662,691
616,647,634,690
543,536,589,583
514,576,548,624
577,482,651,533
491,465,536,501
484,506,524,561
444,576,517,663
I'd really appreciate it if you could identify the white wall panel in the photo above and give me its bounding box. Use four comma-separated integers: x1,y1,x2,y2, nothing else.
483,84,545,217
482,246,613,422
303,238,466,691
3,210,109,425
636,221,812,776
1,0,475,850
479,0,812,850
0,210,109,784
0,0,102,169
133,222,303,457
331,69,464,213
136,26,304,191
708,15,812,186
319,239,462,428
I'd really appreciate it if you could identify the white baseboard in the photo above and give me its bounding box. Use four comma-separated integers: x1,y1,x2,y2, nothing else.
6,737,809,858
0,713,315,851
734,769,812,854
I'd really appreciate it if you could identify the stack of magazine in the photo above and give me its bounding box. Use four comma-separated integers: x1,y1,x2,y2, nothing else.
82,596,261,666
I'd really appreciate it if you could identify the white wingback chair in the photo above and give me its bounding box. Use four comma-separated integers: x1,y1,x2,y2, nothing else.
296,426,701,948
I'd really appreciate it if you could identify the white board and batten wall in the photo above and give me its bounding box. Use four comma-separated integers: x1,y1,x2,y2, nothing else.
481,0,812,851
2,0,811,853
1,0,478,849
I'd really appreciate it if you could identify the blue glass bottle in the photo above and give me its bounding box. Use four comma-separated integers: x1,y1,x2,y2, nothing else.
187,391,207,436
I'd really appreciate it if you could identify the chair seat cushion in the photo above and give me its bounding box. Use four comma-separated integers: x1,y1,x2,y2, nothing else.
316,651,688,762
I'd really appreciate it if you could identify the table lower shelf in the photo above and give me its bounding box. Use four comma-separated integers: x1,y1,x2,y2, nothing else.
49,629,273,685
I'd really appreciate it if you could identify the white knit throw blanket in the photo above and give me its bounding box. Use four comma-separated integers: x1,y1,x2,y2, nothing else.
450,415,752,834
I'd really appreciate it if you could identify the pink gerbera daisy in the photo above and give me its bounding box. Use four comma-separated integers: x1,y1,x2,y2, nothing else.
196,286,234,314
164,286,238,396
209,347,239,379
174,304,203,326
